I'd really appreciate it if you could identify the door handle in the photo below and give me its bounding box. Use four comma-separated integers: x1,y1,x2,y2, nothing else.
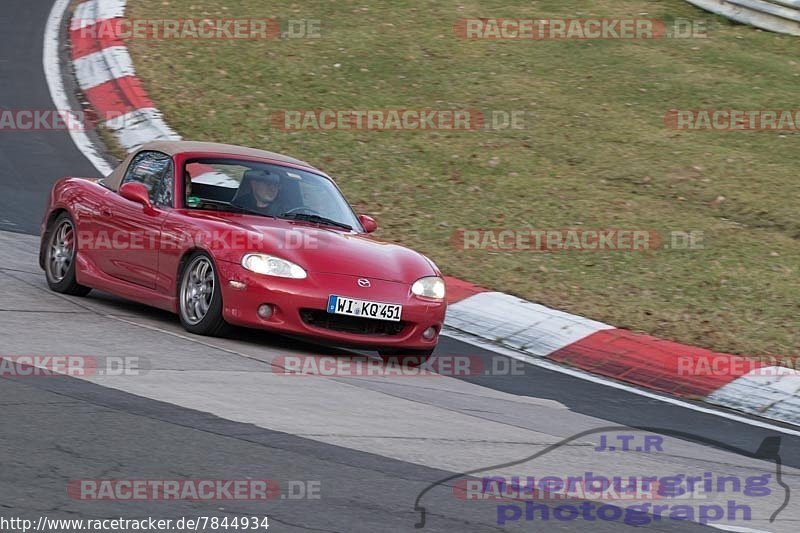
100,208,112,217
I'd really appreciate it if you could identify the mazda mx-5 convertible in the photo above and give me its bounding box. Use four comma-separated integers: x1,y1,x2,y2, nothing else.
40,141,446,362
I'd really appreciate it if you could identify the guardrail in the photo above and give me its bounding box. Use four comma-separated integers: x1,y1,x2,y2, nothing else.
686,0,800,35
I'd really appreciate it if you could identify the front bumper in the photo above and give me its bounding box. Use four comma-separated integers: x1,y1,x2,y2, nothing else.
216,262,446,350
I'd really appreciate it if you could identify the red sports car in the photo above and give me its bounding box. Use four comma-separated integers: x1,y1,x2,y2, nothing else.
40,141,446,361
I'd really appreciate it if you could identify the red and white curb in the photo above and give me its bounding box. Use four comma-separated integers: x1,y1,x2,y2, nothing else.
444,278,800,427
70,0,180,152
66,1,799,428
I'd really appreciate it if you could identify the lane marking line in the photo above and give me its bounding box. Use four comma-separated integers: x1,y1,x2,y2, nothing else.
44,0,113,176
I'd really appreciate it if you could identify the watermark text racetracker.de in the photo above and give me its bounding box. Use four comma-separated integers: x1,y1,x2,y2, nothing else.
0,355,146,377
73,18,322,40
454,18,709,40
272,354,525,377
0,109,108,132
452,229,705,252
68,479,321,501
74,228,323,252
0,109,166,132
271,109,529,131
678,355,800,376
665,109,800,131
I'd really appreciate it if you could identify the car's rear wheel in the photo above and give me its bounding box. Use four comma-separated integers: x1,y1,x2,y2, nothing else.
44,213,91,296
178,252,229,336
378,348,435,367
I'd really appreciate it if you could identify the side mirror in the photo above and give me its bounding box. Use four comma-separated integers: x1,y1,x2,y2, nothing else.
119,182,153,210
358,214,378,233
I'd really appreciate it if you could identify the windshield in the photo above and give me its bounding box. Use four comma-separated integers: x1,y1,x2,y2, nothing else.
183,158,361,230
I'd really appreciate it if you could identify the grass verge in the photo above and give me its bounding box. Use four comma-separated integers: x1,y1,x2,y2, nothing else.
126,0,799,355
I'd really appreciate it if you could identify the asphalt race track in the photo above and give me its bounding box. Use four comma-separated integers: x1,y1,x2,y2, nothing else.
0,0,104,235
1,2,799,532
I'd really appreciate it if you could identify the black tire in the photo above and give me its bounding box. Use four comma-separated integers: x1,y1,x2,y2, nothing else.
43,212,91,296
178,252,230,336
378,348,435,367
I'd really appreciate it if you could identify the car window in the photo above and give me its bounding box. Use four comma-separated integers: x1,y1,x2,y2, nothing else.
182,158,361,229
298,176,342,217
122,151,175,207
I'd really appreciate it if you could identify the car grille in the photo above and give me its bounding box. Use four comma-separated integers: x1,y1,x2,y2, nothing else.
300,309,405,336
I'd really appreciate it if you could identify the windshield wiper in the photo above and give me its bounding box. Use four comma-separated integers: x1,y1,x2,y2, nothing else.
279,212,352,231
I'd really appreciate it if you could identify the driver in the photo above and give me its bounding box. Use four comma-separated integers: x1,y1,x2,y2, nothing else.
234,170,282,215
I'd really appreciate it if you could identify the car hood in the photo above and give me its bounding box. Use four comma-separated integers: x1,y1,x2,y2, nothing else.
195,213,437,283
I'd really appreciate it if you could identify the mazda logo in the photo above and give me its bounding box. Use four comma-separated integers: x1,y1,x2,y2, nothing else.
357,278,371,288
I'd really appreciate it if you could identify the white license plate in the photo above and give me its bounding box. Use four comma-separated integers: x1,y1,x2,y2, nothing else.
327,295,402,322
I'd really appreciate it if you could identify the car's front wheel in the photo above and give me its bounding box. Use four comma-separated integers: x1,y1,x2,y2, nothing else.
378,348,434,367
178,252,229,336
44,212,91,296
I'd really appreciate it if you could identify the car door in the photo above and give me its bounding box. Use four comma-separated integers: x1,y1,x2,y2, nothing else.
92,151,174,289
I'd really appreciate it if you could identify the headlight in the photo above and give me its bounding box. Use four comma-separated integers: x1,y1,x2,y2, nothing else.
241,254,307,279
411,276,446,299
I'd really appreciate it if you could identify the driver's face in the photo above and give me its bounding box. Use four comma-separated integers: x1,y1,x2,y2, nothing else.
252,179,279,203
